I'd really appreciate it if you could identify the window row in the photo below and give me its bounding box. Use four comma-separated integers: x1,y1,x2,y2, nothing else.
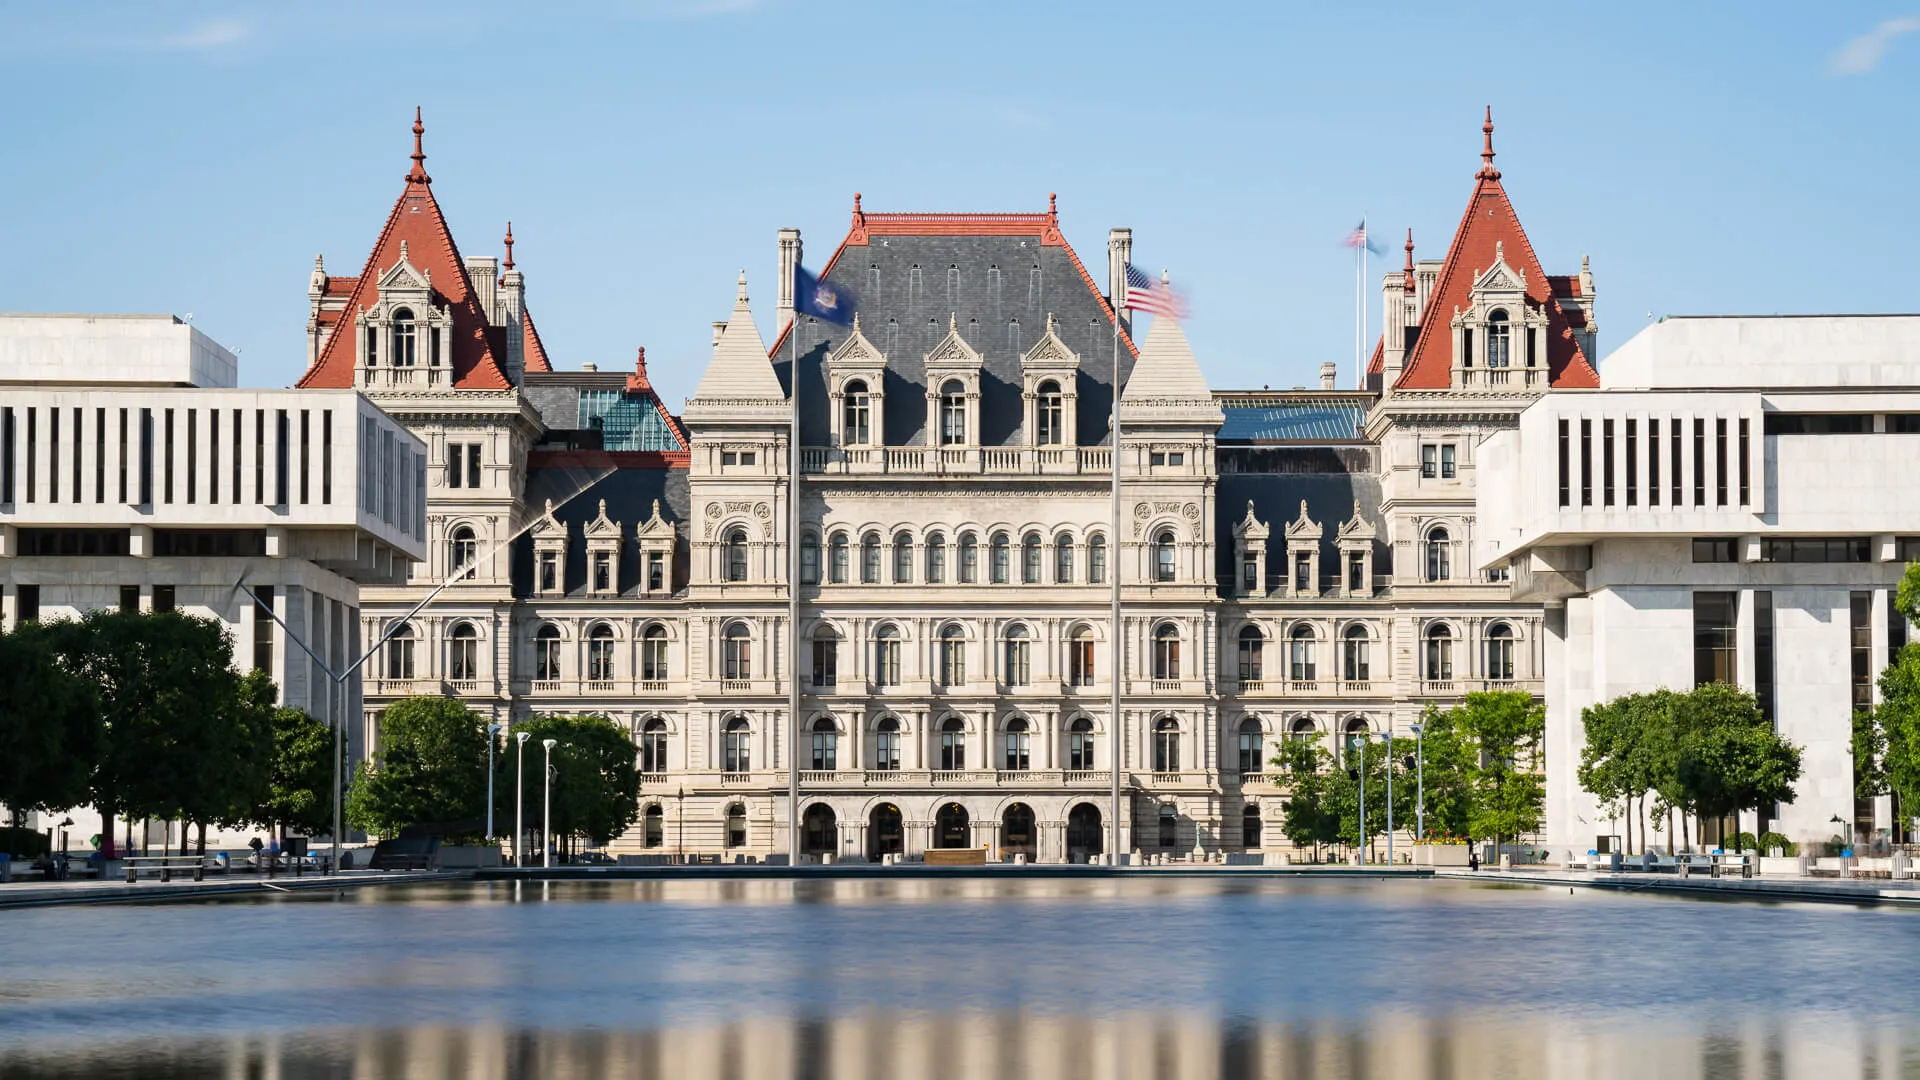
656,713,1105,775
799,530,1109,586
1556,414,1753,511
838,378,1071,448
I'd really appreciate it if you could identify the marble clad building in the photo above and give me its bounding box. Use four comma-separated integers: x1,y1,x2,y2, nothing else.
296,111,1594,861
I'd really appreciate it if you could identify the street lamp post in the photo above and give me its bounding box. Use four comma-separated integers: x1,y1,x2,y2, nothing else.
1355,730,1367,865
1385,729,1395,867
514,730,530,868
542,738,559,869
1410,722,1425,841
486,722,505,845
676,786,685,862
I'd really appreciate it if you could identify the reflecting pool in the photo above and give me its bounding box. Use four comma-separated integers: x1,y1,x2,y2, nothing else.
1,876,1916,1078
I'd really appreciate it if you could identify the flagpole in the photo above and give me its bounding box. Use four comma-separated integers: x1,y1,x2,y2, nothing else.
788,309,801,867
1360,216,1368,391
1109,287,1123,867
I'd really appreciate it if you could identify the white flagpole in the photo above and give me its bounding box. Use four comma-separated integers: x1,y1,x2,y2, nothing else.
788,308,801,866
1109,286,1124,866
1361,216,1368,391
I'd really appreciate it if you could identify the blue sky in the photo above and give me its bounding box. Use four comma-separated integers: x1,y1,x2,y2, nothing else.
3,2,1918,404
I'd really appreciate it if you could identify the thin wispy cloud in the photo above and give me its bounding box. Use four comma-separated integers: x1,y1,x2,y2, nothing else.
0,13,256,57
157,18,252,51
1830,16,1920,75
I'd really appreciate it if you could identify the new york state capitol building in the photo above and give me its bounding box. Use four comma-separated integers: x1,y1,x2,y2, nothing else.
279,113,1609,863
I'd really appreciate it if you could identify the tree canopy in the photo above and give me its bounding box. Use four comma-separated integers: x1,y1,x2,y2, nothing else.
346,695,489,837
499,714,641,849
0,620,100,827
261,704,337,837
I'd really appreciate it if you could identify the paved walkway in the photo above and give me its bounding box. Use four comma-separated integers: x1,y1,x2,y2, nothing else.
0,870,465,909
1434,865,1920,907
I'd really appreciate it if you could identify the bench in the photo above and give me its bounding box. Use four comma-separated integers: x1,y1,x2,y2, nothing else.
122,856,212,883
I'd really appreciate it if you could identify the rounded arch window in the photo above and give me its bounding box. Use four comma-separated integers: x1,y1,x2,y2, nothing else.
1087,532,1107,584
721,622,752,682
1237,716,1264,774
861,532,882,584
1341,625,1372,683
924,531,947,583
1003,714,1031,770
639,716,668,774
958,532,980,584
587,622,616,682
391,307,417,367
874,714,901,771
938,715,967,771
724,528,749,582
1288,626,1317,683
1152,715,1181,773
643,803,664,847
940,379,967,446
799,531,821,585
990,533,1012,584
1003,624,1031,686
1157,802,1178,849
1486,308,1511,369
938,623,967,686
533,623,561,682
1425,527,1451,582
1289,716,1317,744
1068,714,1096,770
450,525,477,578
1236,625,1265,684
386,621,417,680
1343,716,1371,762
843,379,872,446
828,532,849,584
1068,624,1096,687
873,623,903,687
892,531,914,583
723,718,751,774
1036,379,1065,445
448,622,479,683
1054,532,1075,583
1152,622,1182,681
1242,804,1263,849
1154,530,1177,582
725,801,748,848
1425,624,1454,681
810,716,838,772
640,623,669,682
1486,622,1516,681
1021,533,1042,584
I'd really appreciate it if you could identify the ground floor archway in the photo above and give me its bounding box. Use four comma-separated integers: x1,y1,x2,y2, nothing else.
868,803,903,860
802,803,837,857
1067,803,1103,862
1002,803,1037,860
934,802,971,849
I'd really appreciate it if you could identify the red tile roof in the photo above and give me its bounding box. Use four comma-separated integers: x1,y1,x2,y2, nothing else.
521,307,553,374
297,112,511,391
1392,117,1598,391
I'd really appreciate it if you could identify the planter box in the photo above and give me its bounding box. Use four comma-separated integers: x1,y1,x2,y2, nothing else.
923,848,986,866
431,845,502,870
1757,856,1804,877
1412,844,1470,867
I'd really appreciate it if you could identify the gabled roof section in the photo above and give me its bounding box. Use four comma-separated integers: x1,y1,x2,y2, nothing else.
297,110,511,391
686,273,785,413
1394,111,1599,391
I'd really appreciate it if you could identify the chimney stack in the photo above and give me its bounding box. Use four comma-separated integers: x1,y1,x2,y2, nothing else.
1107,228,1133,336
776,228,802,333
1319,362,1338,391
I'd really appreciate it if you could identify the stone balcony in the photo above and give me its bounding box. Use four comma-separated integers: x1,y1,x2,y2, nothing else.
801,445,1113,478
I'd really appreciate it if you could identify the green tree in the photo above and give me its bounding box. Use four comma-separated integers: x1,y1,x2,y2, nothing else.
0,621,101,833
1405,704,1477,843
499,715,642,854
1274,735,1339,858
346,695,488,838
1866,562,1920,837
261,703,337,839
1578,691,1672,853
1453,691,1547,851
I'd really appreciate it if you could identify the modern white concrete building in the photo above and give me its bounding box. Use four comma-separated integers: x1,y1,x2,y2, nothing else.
0,312,427,847
1478,314,1920,854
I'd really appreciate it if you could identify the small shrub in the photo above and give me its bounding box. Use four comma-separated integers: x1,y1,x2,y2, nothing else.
0,826,51,858
1731,831,1759,853
1758,831,1794,857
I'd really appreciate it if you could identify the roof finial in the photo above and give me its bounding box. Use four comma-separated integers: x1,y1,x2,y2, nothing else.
853,192,863,218
1476,105,1500,180
503,222,515,269
1160,268,1170,285
1048,192,1057,217
1403,228,1416,293
949,311,958,332
407,106,431,184
736,270,748,302
851,312,862,333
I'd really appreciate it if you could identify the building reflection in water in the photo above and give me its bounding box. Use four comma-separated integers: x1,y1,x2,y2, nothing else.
6,1010,1910,1080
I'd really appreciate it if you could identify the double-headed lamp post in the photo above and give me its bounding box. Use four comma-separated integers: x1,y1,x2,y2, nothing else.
514,730,530,868
486,722,506,844
1409,722,1426,841
542,738,559,869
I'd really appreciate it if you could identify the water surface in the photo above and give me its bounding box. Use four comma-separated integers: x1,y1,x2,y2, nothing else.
0,876,1914,1078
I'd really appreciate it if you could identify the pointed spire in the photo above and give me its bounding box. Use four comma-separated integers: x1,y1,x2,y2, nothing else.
407,107,431,185
1476,105,1500,181
688,270,783,407
626,345,652,393
1403,229,1416,293
503,222,515,270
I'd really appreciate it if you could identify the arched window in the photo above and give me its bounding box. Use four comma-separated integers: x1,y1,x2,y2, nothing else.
939,624,966,687
1242,804,1262,849
1426,528,1451,582
640,718,668,774
1068,717,1096,771
386,622,416,680
1486,623,1515,681
1237,718,1264,774
1342,626,1371,683
925,531,947,583
990,533,1011,584
533,624,561,682
1153,623,1181,681
1088,533,1107,584
893,531,914,584
1486,309,1511,369
828,532,849,584
958,533,979,584
1068,626,1095,687
810,717,838,772
874,716,901,771
450,525,477,579
391,308,417,368
873,624,902,687
725,802,747,847
724,528,749,583
448,623,478,682
1055,533,1075,583
1003,625,1031,686
1289,626,1317,683
861,532,881,584
1153,717,1181,772
1343,718,1369,763
722,623,752,681
643,803,664,847
1157,803,1178,849
1425,625,1454,681
843,380,872,446
1290,717,1316,745
1237,626,1265,684
1036,379,1065,445
723,718,751,774
799,532,820,585
587,623,615,682
1004,716,1031,771
1021,533,1042,584
810,629,837,688
1154,530,1177,582
641,624,669,683
940,379,967,445
939,716,966,771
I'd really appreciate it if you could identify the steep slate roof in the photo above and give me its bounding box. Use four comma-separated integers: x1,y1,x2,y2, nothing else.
1215,469,1389,590
511,464,691,597
1389,111,1599,391
298,111,517,390
770,196,1139,447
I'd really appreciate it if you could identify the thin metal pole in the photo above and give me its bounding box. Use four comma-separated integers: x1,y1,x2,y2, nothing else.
485,727,496,841
1416,726,1425,840
515,735,526,868
1357,733,1366,865
1109,295,1124,865
1385,729,1394,867
788,308,802,866
542,741,554,869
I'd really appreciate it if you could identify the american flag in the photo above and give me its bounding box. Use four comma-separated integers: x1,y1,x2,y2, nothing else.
1342,219,1386,255
1122,263,1187,318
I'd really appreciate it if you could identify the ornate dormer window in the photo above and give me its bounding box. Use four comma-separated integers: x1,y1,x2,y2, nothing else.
636,499,677,597
358,240,452,390
529,499,568,597
1231,501,1269,598
1450,240,1548,392
584,499,623,596
1021,313,1080,448
922,313,983,453
1283,500,1323,599
827,314,887,448
1335,500,1377,599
